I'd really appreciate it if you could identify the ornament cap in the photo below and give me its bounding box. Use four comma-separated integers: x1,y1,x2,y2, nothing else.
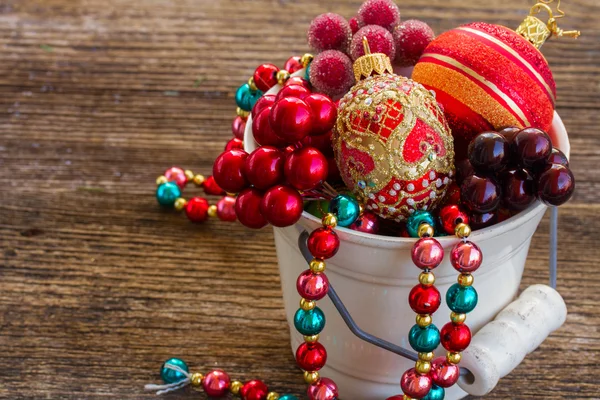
353,37,394,81
516,0,580,49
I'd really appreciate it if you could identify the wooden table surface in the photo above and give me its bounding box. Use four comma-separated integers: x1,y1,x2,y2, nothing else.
1,0,599,398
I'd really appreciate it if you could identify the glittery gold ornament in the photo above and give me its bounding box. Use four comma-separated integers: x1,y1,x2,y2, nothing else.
333,38,454,222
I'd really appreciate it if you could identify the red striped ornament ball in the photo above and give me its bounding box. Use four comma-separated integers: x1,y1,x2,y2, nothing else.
412,22,556,158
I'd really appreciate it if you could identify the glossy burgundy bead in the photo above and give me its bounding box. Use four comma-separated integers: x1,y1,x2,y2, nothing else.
304,93,337,136
284,147,328,191
297,269,330,300
252,106,287,147
285,76,311,89
468,131,509,173
513,127,552,169
284,56,303,74
253,63,279,92
244,146,285,189
224,137,244,151
232,116,247,140
439,204,469,235
296,341,327,371
164,166,187,189
307,377,338,400
461,174,501,213
202,369,231,397
430,357,460,388
276,84,312,101
547,147,569,168
302,130,334,157
270,97,314,142
450,240,483,273
213,149,249,193
468,211,497,230
455,158,475,186
203,175,225,195
411,237,444,269
349,211,380,234
185,197,209,223
408,284,441,314
252,94,276,117
235,188,268,229
501,169,535,211
441,322,472,352
240,379,269,400
216,196,237,222
307,227,340,259
498,126,521,144
260,185,303,227
537,164,575,206
400,368,432,398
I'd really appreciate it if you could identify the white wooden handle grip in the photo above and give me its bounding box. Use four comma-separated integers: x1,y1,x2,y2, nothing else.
457,284,567,396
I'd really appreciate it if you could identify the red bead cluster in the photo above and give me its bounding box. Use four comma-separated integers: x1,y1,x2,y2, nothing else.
213,67,341,230
306,0,435,96
457,127,575,229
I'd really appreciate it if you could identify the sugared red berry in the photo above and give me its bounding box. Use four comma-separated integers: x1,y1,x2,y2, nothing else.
537,164,575,206
349,16,361,34
514,128,552,169
270,97,314,142
235,188,268,229
468,131,509,173
350,25,395,61
212,149,249,193
284,147,329,191
308,13,352,53
304,93,337,136
501,169,536,211
461,175,501,213
244,146,285,190
309,50,355,97
393,20,435,67
357,0,401,31
252,106,287,147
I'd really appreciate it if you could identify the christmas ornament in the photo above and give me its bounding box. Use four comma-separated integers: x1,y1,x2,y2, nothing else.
412,1,580,156
333,38,455,222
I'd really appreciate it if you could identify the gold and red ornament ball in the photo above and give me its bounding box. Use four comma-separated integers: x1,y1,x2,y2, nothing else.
412,3,580,157
333,40,454,222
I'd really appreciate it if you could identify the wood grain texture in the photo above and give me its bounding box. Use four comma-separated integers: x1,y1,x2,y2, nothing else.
0,0,599,398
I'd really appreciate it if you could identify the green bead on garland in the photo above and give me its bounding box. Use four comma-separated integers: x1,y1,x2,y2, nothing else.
446,283,478,313
408,323,440,353
406,210,437,237
328,194,360,227
160,358,189,384
294,307,326,336
156,182,181,207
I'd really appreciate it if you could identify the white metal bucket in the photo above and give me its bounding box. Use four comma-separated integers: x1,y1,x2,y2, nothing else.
245,70,570,399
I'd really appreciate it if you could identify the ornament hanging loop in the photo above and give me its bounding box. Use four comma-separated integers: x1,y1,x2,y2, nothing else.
516,0,580,48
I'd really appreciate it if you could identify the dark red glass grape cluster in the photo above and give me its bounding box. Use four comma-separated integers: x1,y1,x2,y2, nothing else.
456,127,575,229
213,76,339,230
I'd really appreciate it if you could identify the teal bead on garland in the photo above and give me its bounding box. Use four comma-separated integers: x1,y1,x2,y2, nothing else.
446,283,478,314
160,358,189,384
406,210,437,237
235,83,263,111
422,384,445,400
156,182,181,207
294,307,326,336
279,395,300,400
305,63,311,82
408,323,441,352
329,194,360,227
